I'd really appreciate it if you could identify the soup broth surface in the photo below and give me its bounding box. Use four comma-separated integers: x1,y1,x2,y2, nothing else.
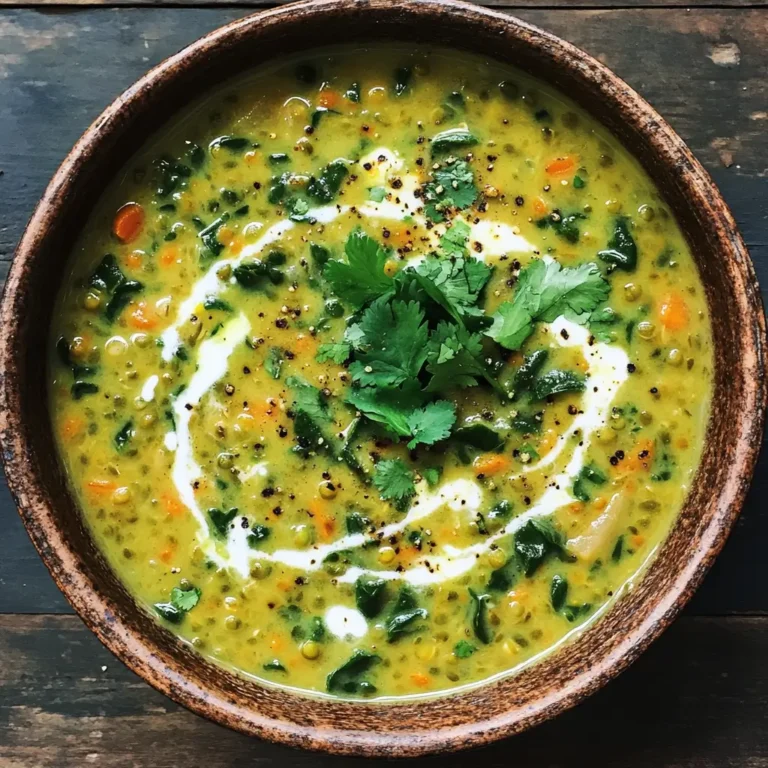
49,46,712,699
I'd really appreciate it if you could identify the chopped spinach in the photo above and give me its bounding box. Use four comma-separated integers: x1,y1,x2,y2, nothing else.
114,420,134,452
550,574,568,612
326,650,380,695
468,588,492,644
71,381,99,400
531,370,585,400
598,217,638,271
454,423,506,452
355,575,388,618
514,517,572,576
199,213,230,257
511,349,548,400
430,128,479,156
207,507,238,537
247,524,271,547
385,586,427,642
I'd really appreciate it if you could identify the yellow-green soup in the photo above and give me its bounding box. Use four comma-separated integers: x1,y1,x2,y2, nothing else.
49,46,712,699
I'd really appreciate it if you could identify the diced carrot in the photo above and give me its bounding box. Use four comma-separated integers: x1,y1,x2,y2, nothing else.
270,636,283,651
161,492,184,517
473,454,511,478
308,498,335,540
112,202,145,244
659,292,689,331
61,417,85,441
159,548,174,564
160,244,179,267
125,251,143,269
217,225,235,248
228,236,244,256
318,89,341,109
276,580,292,592
86,479,117,495
625,439,655,472
532,196,548,216
293,334,318,356
592,495,608,511
128,301,158,330
632,534,645,548
410,672,430,687
677,437,689,450
545,155,576,176
568,501,585,515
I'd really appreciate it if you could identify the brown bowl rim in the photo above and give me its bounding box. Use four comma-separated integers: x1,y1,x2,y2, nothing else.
0,0,765,757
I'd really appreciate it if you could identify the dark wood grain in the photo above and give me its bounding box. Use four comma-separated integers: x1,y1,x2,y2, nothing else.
0,614,764,766
0,6,765,616
0,2,765,764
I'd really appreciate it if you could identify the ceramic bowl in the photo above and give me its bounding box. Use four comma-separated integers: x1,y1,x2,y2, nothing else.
1,0,765,756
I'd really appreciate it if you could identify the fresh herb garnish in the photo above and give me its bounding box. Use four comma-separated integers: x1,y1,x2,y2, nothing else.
487,260,610,351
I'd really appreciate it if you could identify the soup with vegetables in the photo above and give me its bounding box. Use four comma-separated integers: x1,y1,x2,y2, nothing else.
49,47,712,699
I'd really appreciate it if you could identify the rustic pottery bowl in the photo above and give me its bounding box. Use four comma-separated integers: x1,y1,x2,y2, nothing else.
0,0,765,757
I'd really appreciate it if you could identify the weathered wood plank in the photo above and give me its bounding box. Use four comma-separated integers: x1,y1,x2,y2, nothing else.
0,6,766,616
0,614,765,766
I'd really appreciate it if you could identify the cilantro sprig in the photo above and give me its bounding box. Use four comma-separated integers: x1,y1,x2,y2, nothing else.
487,259,610,351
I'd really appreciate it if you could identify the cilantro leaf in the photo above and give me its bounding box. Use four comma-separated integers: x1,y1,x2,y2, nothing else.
487,260,610,351
349,299,429,387
346,382,425,438
426,321,489,391
324,229,394,308
405,400,456,449
454,640,477,658
373,459,416,503
407,255,491,321
439,220,471,258
171,584,201,612
316,342,352,364
423,160,478,222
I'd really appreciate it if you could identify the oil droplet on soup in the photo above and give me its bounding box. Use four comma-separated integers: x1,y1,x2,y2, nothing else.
49,46,712,699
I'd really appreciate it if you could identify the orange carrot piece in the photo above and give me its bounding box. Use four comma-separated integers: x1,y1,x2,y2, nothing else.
125,251,142,269
545,155,576,176
308,498,335,540
113,202,145,244
160,244,179,267
61,417,85,441
293,334,318,356
159,548,174,564
86,479,117,495
532,196,548,216
128,301,158,330
162,492,184,517
318,90,341,109
625,439,655,472
473,454,512,478
410,672,430,687
659,292,689,331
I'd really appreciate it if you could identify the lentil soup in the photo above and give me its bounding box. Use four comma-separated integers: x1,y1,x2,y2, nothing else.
49,46,712,699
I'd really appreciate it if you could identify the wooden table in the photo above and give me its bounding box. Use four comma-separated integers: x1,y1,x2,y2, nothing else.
1,2,767,765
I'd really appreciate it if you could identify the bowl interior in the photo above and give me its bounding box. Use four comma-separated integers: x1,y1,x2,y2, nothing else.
1,0,765,757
